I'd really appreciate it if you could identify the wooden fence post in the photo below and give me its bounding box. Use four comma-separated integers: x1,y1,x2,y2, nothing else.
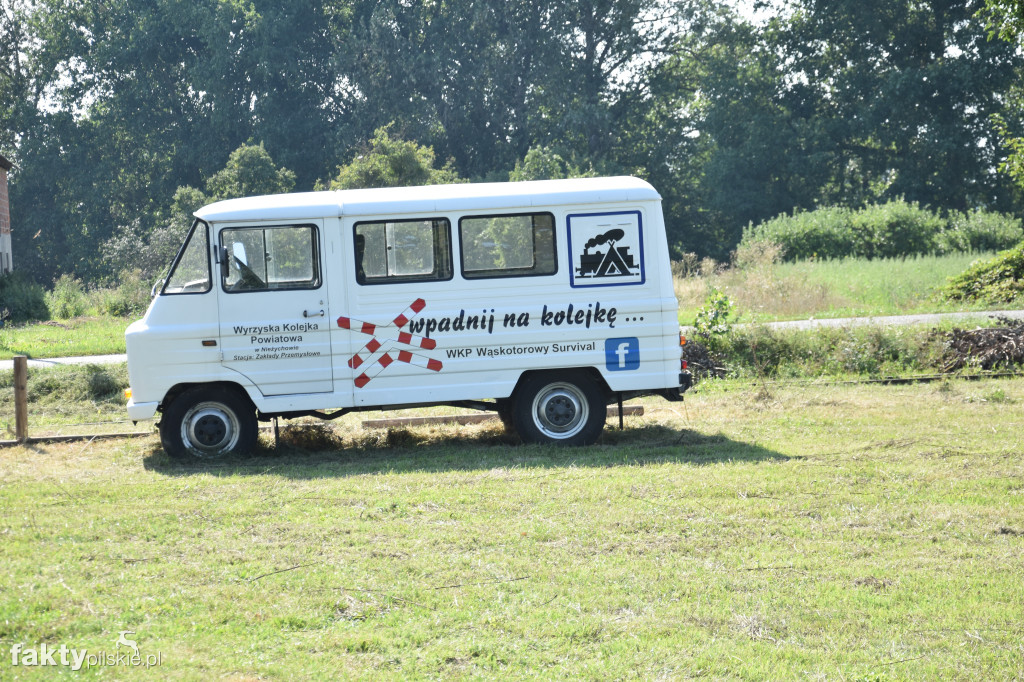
13,355,28,443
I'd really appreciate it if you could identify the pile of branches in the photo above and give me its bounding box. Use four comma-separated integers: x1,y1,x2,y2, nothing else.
937,317,1024,372
681,339,728,380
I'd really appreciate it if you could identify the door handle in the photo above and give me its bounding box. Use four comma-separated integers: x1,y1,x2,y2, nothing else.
303,309,325,318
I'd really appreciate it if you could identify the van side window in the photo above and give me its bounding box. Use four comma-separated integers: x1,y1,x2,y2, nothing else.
163,220,211,295
354,219,453,284
221,224,321,292
459,213,557,279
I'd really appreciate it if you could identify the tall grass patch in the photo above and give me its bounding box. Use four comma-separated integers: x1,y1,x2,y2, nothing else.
676,246,995,323
44,270,152,319
44,274,90,318
0,363,131,435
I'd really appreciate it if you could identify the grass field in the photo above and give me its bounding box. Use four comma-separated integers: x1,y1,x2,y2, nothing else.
0,317,129,361
1,378,1022,679
676,251,1021,324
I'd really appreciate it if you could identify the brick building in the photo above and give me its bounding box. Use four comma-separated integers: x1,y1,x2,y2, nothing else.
0,154,11,274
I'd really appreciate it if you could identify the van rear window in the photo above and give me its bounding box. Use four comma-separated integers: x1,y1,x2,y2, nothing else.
354,219,453,285
459,213,556,279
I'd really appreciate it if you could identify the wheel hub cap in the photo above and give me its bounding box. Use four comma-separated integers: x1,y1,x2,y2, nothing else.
192,413,228,447
531,382,589,438
545,397,577,426
181,402,241,456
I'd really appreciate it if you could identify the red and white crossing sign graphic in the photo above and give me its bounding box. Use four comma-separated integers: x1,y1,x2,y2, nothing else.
337,298,442,388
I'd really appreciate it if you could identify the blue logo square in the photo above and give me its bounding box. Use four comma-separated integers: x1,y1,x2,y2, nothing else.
605,337,640,371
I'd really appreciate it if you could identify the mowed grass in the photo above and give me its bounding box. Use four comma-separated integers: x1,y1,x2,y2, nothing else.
0,317,129,360
0,363,140,439
1,379,1022,679
676,251,1021,324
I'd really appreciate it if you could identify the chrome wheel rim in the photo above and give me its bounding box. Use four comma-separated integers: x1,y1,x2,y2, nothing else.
531,382,589,439
180,401,240,457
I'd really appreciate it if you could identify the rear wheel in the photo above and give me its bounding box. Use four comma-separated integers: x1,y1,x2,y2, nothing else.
512,372,606,446
160,386,257,459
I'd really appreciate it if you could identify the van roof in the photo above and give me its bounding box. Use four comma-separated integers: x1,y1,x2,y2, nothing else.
194,176,660,223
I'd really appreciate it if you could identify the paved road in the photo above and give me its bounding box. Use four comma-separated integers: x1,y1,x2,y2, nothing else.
3,309,1023,371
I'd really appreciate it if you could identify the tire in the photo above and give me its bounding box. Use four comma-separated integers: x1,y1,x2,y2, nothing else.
512,371,606,446
160,386,258,460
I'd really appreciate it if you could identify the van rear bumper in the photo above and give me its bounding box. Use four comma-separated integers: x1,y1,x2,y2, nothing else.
127,399,159,421
659,371,693,402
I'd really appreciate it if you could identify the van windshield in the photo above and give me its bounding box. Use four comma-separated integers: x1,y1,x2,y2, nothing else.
163,220,211,295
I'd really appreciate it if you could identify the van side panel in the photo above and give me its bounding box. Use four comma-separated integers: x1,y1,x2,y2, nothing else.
333,201,679,407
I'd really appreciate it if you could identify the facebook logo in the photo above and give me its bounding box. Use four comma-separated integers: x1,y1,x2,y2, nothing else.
605,337,640,371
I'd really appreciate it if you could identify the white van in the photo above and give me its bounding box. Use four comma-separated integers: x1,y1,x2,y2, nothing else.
125,176,692,458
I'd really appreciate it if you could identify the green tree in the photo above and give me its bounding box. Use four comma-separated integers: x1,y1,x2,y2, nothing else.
982,0,1024,40
787,0,1021,211
339,0,690,179
205,144,296,201
509,147,596,181
102,144,297,279
983,0,1024,196
326,126,462,190
686,0,1024,257
338,0,555,177
8,0,349,283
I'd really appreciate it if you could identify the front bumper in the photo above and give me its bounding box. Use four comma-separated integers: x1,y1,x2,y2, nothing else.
126,398,160,421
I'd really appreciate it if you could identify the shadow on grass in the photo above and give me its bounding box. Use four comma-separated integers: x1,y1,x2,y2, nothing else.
142,421,789,479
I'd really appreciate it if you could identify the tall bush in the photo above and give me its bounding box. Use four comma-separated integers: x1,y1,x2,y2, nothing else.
95,270,151,317
743,201,1023,260
45,274,89,318
941,242,1024,302
849,201,944,258
941,210,1024,253
0,272,49,322
742,206,856,261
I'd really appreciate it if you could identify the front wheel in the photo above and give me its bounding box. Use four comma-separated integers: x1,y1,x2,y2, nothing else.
512,372,606,446
160,386,258,459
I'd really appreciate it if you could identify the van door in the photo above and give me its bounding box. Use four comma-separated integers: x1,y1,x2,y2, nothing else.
216,222,333,396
